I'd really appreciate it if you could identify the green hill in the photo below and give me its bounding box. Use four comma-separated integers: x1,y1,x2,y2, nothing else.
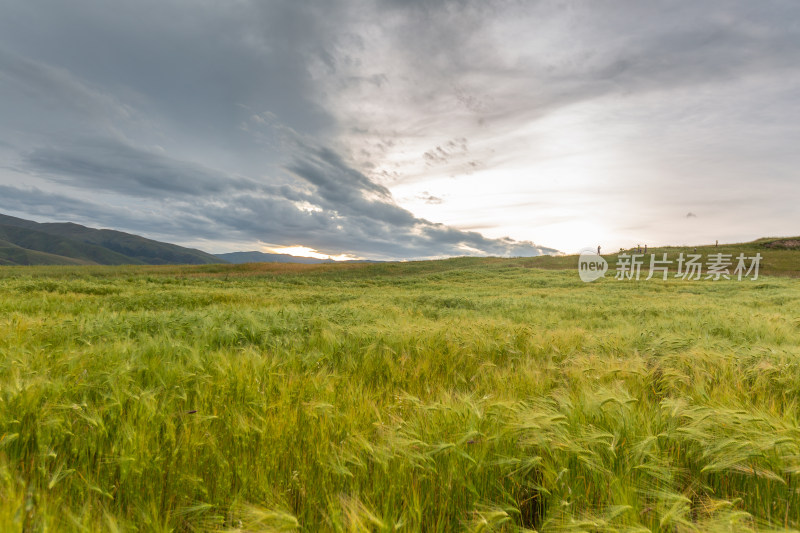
0,238,92,266
0,213,225,266
514,236,800,277
0,224,143,265
33,223,222,265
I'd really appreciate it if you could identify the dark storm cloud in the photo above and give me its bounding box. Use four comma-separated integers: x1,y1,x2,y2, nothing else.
0,1,334,138
0,0,798,256
282,142,555,256
288,146,394,203
0,48,130,123
24,139,259,197
0,184,210,239
0,180,555,259
285,145,420,228
0,0,556,258
0,184,120,222
2,125,559,258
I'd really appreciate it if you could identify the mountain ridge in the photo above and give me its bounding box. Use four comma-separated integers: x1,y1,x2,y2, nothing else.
0,213,381,266
0,213,223,266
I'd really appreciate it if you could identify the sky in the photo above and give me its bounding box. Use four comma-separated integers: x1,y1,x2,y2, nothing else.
0,1,798,260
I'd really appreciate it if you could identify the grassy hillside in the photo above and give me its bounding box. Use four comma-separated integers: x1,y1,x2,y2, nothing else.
36,223,222,265
0,224,144,265
0,213,224,266
1,257,800,531
0,239,92,266
517,236,800,278
4,234,796,280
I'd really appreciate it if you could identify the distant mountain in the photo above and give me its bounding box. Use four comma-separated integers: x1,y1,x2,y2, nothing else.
0,213,224,266
216,251,381,264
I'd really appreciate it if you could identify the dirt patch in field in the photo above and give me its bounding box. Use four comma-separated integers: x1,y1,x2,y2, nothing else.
762,239,800,250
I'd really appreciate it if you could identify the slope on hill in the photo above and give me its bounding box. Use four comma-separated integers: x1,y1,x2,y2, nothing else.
0,223,143,265
35,222,222,265
0,213,224,266
0,238,93,266
514,236,800,277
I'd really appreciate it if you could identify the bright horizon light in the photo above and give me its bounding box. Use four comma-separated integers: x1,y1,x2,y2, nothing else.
265,245,363,262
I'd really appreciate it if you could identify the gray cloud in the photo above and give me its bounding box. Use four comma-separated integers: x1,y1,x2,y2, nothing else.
24,139,259,197
0,180,555,260
0,48,132,125
0,0,560,258
0,0,798,256
3,127,558,258
417,192,443,205
0,184,208,239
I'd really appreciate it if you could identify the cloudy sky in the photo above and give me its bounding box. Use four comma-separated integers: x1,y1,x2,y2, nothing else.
0,1,798,259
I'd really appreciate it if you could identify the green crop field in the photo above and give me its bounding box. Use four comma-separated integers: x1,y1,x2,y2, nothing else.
1,248,800,531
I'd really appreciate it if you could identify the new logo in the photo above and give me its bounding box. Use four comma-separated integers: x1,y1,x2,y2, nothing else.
578,249,608,282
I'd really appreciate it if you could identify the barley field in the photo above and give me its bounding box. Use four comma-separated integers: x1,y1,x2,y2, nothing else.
1,258,800,532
